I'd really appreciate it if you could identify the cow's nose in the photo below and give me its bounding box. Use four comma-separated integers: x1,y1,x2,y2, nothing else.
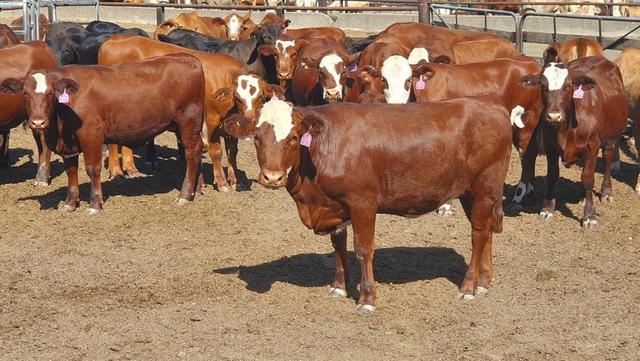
260,169,286,188
324,89,341,101
547,112,563,122
244,109,256,122
29,119,46,128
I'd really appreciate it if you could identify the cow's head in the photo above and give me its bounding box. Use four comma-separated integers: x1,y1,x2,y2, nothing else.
300,52,360,102
542,43,562,65
224,74,285,122
380,55,413,104
224,12,253,41
259,37,308,84
0,71,78,129
223,99,310,188
410,60,436,96
519,62,596,125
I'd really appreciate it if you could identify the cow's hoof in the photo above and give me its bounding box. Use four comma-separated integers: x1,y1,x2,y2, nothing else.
506,202,523,214
582,218,598,229
355,304,375,315
85,208,100,216
125,171,145,179
635,187,640,197
602,194,613,203
436,204,453,216
327,287,347,299
34,180,49,187
458,292,475,301
175,198,190,207
218,185,232,193
539,211,554,222
60,204,76,213
475,286,489,296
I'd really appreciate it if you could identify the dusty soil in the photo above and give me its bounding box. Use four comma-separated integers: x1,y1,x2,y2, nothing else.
1,128,639,361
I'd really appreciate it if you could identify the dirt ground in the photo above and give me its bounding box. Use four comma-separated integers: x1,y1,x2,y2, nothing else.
1,127,639,361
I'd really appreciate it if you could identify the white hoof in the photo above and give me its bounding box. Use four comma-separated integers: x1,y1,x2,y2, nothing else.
437,203,453,216
602,194,613,203
635,187,640,196
60,204,75,213
327,287,347,299
356,304,375,315
539,211,554,222
218,185,232,193
476,286,489,296
84,208,99,216
175,198,190,207
458,293,475,301
34,180,48,187
582,218,598,229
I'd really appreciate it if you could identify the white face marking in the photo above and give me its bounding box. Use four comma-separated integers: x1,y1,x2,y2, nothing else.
319,53,343,99
236,74,261,112
543,63,569,91
381,55,412,104
228,15,241,40
32,73,47,94
256,100,294,143
276,39,295,57
510,105,525,128
408,47,430,65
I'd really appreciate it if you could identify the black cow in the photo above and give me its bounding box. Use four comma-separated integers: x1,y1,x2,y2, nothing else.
44,22,88,65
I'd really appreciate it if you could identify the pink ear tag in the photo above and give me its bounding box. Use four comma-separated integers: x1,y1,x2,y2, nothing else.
573,85,584,99
300,132,312,147
58,89,69,104
348,63,358,72
270,94,279,102
282,28,287,35
415,76,426,91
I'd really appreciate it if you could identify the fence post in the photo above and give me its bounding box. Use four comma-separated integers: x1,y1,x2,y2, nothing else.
418,0,430,24
156,5,165,25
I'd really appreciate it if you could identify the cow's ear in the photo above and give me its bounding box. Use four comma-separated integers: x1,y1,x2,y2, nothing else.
519,74,540,88
573,75,596,91
258,44,276,56
263,83,285,99
543,45,559,64
346,51,361,66
358,65,380,81
0,78,23,95
223,114,255,139
283,19,291,28
298,112,324,137
55,78,79,95
431,55,451,64
412,60,435,80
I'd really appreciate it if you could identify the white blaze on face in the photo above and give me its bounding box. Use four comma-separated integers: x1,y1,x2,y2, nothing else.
236,74,261,111
319,53,343,99
408,47,430,65
542,63,569,91
510,105,526,128
381,55,412,104
276,39,295,57
32,73,47,94
256,100,294,143
227,15,241,40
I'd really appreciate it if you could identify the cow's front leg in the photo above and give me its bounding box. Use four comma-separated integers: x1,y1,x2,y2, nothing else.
208,123,232,192
33,130,51,186
459,195,494,299
107,144,124,179
0,131,9,167
328,228,349,299
509,137,538,211
121,145,142,178
540,149,560,221
61,154,80,212
176,129,202,206
224,135,239,190
601,144,616,202
581,147,598,229
83,146,104,215
349,201,377,314
633,118,640,195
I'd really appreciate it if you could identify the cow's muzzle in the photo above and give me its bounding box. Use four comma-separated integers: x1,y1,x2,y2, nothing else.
28,119,48,129
259,169,287,189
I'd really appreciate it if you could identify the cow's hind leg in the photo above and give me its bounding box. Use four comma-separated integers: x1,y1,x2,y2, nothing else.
206,115,232,192
509,137,538,211
107,144,124,179
175,114,202,205
224,135,239,190
121,146,142,178
328,229,349,299
0,131,9,167
144,138,158,169
348,198,377,314
581,146,599,229
634,118,640,195
600,142,616,202
33,130,51,186
540,148,560,221
60,154,80,212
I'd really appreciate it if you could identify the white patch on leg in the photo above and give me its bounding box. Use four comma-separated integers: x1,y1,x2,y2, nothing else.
542,63,569,91
381,55,412,104
32,73,47,94
256,100,294,143
408,47,429,65
510,105,525,128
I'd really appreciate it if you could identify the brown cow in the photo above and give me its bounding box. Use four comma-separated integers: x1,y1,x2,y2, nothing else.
258,36,308,88
222,97,512,313
0,42,57,183
219,73,284,123
10,14,49,40
259,13,290,28
0,54,205,214
153,12,226,40
543,38,604,64
224,12,257,41
99,35,247,192
614,47,640,194
282,27,346,45
519,56,627,228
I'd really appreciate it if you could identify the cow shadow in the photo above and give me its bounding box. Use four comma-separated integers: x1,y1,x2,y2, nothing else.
0,148,65,185
214,247,467,296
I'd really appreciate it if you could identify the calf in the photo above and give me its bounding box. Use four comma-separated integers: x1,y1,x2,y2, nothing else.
44,22,88,65
224,12,256,41
543,38,604,65
0,42,57,182
223,97,512,313
216,74,284,123
519,56,627,228
0,54,205,214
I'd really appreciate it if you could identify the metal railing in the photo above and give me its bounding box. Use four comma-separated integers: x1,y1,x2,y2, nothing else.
2,0,35,41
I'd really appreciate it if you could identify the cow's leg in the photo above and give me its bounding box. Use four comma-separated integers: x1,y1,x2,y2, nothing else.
634,118,640,195
601,144,616,202
209,125,232,192
61,154,80,213
581,147,599,229
510,137,538,209
121,146,141,178
0,131,9,167
175,126,202,206
107,144,124,179
83,145,104,215
224,135,238,190
540,149,559,221
328,228,349,299
144,138,158,169
349,201,377,314
33,130,51,186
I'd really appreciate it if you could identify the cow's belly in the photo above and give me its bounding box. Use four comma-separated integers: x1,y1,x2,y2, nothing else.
102,115,175,147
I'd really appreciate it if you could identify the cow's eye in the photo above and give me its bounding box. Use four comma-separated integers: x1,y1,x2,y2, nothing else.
405,79,411,90
381,78,388,88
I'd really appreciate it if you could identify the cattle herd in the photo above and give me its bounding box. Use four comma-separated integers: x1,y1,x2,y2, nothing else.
0,10,639,315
